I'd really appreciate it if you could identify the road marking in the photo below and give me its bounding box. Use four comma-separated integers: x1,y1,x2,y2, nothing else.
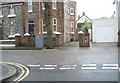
0,61,29,82
103,64,118,67
60,67,76,70
102,64,118,70
102,67,118,70
27,64,40,67
82,64,96,66
40,67,55,70
44,65,57,67
81,67,97,70
60,65,77,70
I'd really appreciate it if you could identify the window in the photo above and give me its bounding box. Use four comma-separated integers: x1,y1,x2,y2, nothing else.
28,21,34,36
52,0,56,9
0,7,3,18
71,9,73,13
71,9,74,15
10,7,14,15
71,21,74,32
42,19,46,32
53,18,57,31
71,21,74,28
28,0,32,12
71,4,73,8
0,7,2,15
42,2,45,10
9,27,15,36
8,5,16,18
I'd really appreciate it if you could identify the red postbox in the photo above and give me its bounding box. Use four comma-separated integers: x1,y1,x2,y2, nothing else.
83,36,88,43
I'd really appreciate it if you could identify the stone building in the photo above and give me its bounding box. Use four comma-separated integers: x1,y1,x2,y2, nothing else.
0,0,77,47
69,1,77,41
0,1,24,40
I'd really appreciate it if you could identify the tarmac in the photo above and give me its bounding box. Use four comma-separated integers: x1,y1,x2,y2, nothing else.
0,42,119,82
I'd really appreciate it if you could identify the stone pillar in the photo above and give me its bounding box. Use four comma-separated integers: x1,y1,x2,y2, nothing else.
56,34,61,47
15,33,21,47
78,31,84,47
24,33,30,47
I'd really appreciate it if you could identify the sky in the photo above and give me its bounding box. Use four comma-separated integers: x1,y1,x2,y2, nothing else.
75,0,116,19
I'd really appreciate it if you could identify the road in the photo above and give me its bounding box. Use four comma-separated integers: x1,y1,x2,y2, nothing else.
1,42,119,82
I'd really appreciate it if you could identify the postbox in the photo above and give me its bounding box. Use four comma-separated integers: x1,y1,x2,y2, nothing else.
83,36,88,43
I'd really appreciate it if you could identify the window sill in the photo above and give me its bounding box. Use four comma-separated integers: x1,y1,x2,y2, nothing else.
53,8,57,10
53,31,61,35
8,14,16,18
28,10,32,13
8,35,15,38
42,32,47,34
69,32,74,34
0,15,3,18
24,33,30,36
42,31,61,35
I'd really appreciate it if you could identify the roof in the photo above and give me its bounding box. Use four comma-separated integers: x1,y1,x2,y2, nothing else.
77,12,92,23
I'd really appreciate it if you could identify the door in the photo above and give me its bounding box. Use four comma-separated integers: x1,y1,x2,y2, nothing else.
93,26,117,42
28,21,34,37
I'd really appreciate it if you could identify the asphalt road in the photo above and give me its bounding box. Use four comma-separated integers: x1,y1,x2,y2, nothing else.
1,42,119,81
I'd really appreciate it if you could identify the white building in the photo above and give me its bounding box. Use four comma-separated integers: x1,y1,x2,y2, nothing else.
92,17,118,43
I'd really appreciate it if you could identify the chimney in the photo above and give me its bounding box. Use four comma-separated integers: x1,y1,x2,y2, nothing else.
83,12,85,15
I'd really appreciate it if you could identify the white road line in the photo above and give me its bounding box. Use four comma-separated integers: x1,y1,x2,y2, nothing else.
44,65,57,67
27,64,40,67
102,67,118,70
81,67,97,69
40,68,55,70
60,67,76,70
103,64,118,67
82,64,96,66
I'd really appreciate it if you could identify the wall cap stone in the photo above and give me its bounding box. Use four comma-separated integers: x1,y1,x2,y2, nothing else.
8,35,15,38
8,14,16,18
15,33,21,36
78,31,84,34
24,33,30,36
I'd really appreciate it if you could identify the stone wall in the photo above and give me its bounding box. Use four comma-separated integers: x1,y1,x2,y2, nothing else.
1,3,23,40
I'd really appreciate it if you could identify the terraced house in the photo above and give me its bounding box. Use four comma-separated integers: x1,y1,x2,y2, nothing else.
0,0,76,47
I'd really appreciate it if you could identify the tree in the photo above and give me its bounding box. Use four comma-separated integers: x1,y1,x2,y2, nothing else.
81,20,91,33
43,2,54,49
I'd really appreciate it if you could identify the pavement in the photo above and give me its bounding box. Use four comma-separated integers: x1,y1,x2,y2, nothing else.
0,63,17,82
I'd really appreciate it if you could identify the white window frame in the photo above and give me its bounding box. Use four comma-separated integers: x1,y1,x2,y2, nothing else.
0,7,3,18
42,19,46,32
28,0,32,12
9,24,15,38
71,21,74,32
53,18,57,31
70,8,74,15
8,5,16,18
71,3,73,8
42,2,45,10
71,21,74,28
10,7,14,15
52,0,56,10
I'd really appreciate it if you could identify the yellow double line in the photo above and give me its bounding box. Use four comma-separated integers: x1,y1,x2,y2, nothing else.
0,61,30,82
